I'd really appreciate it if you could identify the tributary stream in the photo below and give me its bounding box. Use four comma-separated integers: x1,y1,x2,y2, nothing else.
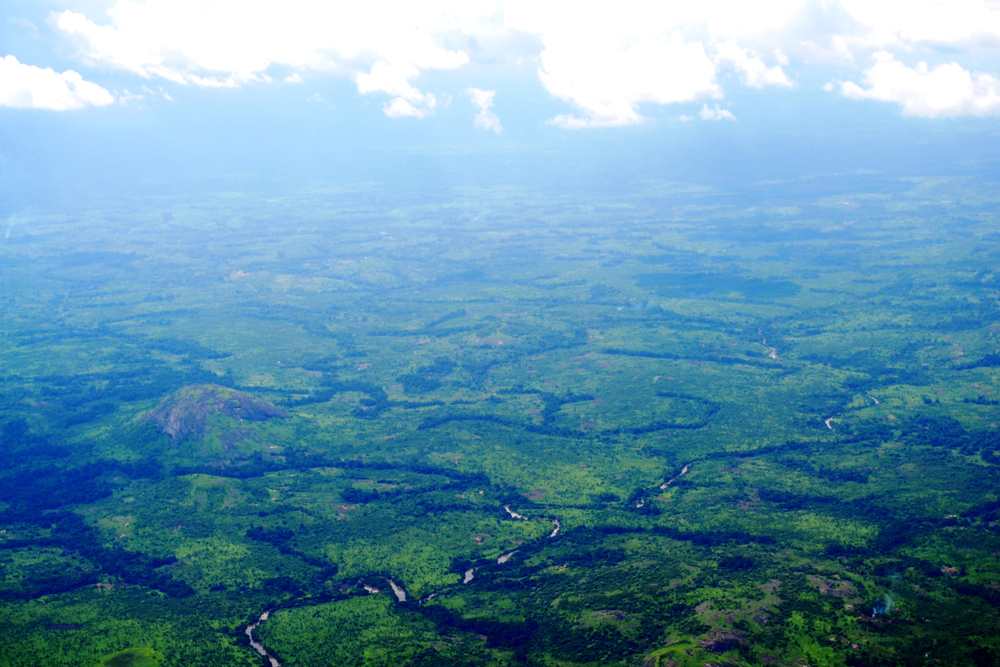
244,502,563,662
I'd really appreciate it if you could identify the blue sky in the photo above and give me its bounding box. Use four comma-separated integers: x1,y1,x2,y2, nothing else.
3,1,1000,211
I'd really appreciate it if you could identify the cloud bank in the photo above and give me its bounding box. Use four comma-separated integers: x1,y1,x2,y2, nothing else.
54,0,473,118
840,51,1000,117
10,0,1000,122
0,55,114,110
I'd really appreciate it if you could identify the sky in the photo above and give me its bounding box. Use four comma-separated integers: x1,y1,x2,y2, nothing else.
3,0,1000,211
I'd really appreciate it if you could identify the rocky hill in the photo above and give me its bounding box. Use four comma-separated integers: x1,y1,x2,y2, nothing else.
140,384,289,442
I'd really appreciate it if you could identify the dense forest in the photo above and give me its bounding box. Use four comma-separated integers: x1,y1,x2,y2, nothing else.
1,176,999,666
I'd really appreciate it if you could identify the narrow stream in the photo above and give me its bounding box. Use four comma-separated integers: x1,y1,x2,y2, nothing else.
660,463,690,490
504,505,528,520
759,330,778,359
245,611,281,667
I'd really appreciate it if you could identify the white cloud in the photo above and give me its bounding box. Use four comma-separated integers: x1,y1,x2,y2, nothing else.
467,87,502,133
840,51,1000,117
380,97,425,119
699,104,735,120
54,0,473,116
0,55,114,110
117,88,144,106
542,32,721,128
50,0,765,126
39,0,1000,122
357,61,441,117
715,41,793,88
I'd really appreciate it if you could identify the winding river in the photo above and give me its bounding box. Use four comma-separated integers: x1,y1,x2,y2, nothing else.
244,501,565,662
245,611,280,667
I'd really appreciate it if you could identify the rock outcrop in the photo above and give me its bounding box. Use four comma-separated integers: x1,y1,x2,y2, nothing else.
141,384,289,442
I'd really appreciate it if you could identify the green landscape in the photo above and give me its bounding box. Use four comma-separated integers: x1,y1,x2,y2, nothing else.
1,175,999,666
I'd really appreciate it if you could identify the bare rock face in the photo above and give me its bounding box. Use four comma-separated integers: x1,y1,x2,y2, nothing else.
697,630,748,654
141,384,289,442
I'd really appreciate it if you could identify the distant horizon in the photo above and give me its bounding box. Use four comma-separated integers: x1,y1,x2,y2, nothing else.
5,1,1000,214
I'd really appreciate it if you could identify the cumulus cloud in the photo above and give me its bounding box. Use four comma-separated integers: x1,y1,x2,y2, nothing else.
54,0,472,116
512,0,1000,122
699,104,735,120
467,87,502,132
715,42,793,88
357,61,443,118
50,0,761,126
543,33,720,127
0,55,113,110
840,51,1000,117
37,0,1000,121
